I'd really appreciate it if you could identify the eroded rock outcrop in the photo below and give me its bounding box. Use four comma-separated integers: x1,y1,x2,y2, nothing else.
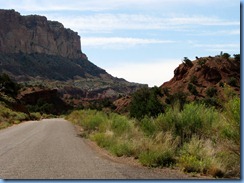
0,9,81,59
161,56,240,100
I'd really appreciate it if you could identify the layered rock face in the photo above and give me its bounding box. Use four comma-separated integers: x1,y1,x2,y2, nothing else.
0,9,81,59
0,9,146,103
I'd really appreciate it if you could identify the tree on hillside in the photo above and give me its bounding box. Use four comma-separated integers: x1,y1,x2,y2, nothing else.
166,91,188,111
222,53,231,60
0,73,20,98
234,54,240,62
182,57,193,67
130,87,164,119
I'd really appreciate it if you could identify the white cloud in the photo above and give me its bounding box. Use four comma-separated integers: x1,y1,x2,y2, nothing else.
1,0,235,12
104,59,181,87
190,29,240,36
81,37,175,48
193,43,240,52
168,16,239,26
48,14,239,34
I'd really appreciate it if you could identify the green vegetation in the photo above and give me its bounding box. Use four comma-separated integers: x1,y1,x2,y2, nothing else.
0,73,45,129
67,93,240,178
0,104,29,129
228,77,238,87
197,59,206,67
26,99,54,114
0,73,20,98
182,57,193,67
188,83,198,96
206,87,218,98
221,53,231,60
130,87,163,119
233,54,240,62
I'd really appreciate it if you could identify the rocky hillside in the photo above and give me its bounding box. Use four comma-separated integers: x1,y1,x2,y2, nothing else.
161,55,240,100
0,9,145,105
114,54,240,113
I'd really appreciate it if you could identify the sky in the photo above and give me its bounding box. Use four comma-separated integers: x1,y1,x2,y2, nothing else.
0,0,241,87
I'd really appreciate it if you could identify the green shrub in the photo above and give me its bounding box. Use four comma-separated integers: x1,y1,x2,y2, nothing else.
70,110,107,132
219,81,224,87
222,53,231,59
110,114,132,136
182,57,193,67
30,112,42,120
233,54,240,62
0,73,21,98
155,103,218,143
0,104,29,128
0,122,10,129
110,141,134,157
166,91,188,111
66,103,240,178
154,109,180,133
228,77,238,87
178,137,223,176
197,59,206,67
206,87,218,97
198,97,220,108
91,132,115,149
139,150,175,167
181,103,218,140
130,87,163,119
218,97,240,177
139,132,178,167
140,116,156,137
188,83,198,96
190,75,198,84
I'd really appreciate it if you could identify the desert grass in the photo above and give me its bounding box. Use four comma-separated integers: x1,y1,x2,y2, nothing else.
66,97,240,178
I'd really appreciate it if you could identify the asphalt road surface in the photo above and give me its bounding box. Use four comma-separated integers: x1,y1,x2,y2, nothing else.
0,118,193,179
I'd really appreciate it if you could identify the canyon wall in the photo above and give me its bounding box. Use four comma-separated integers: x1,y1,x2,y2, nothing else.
0,9,82,59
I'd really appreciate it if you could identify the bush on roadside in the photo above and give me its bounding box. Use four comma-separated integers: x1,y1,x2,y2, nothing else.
0,104,29,128
66,95,240,178
177,137,224,177
138,132,178,167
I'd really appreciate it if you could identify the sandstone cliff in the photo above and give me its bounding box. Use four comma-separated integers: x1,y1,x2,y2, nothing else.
0,9,81,59
0,9,145,104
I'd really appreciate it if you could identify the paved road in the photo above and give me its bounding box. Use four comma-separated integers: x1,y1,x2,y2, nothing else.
0,119,192,179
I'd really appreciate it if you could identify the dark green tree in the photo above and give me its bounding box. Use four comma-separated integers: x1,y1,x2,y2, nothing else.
206,87,218,97
222,53,231,59
166,91,188,111
188,83,198,96
130,87,163,119
182,57,193,67
233,54,240,62
0,73,20,98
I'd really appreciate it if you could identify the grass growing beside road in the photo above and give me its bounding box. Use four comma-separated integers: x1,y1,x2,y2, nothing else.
66,97,240,178
0,103,44,129
0,104,29,129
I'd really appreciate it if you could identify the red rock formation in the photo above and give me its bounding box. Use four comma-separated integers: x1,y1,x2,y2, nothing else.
0,9,82,59
161,56,240,99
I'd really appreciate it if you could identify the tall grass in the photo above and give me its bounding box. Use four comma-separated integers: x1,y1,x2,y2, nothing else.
66,97,240,178
0,104,30,129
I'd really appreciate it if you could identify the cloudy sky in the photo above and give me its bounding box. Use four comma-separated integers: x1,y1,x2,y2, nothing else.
0,0,240,86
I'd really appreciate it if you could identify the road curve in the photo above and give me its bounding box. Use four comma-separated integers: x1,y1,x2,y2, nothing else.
0,118,192,179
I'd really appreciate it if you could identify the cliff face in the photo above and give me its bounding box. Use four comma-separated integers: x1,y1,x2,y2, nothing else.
0,9,81,59
0,9,146,104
